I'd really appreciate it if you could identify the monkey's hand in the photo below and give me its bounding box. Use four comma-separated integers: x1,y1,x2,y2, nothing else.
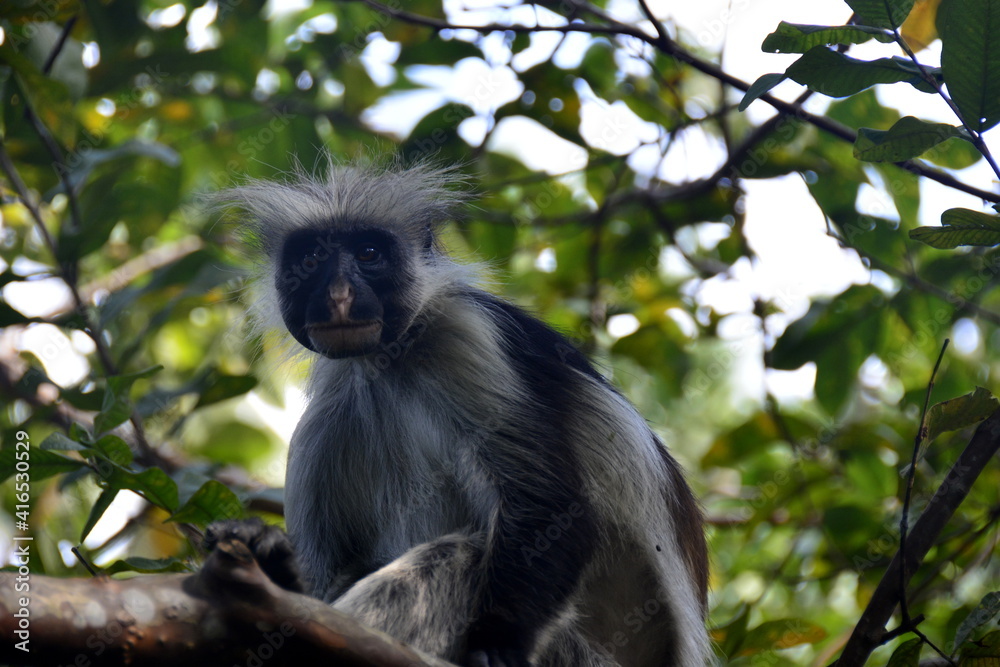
203,518,307,594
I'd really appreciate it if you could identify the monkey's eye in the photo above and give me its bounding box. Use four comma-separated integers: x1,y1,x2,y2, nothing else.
356,246,381,263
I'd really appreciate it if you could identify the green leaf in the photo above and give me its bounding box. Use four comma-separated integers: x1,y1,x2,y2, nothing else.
704,414,784,466
1,42,75,145
887,637,922,667
959,629,1000,659
711,605,750,659
93,396,132,435
854,116,968,162
735,619,827,656
954,592,1000,650
0,446,87,484
739,73,786,111
0,270,21,289
921,134,983,169
909,208,1000,248
874,163,920,229
580,41,618,94
397,102,474,159
196,423,274,467
119,467,179,513
94,366,162,434
193,374,258,409
80,487,118,543
93,435,134,467
771,285,884,370
772,285,885,414
762,22,894,53
612,325,690,396
168,480,244,527
926,387,998,443
92,462,180,514
69,422,94,445
824,504,883,554
102,557,191,575
815,345,864,415
907,387,999,471
99,250,238,329
393,37,482,67
845,451,896,498
39,432,92,452
846,0,916,28
56,140,180,198
939,0,1000,132
786,47,937,97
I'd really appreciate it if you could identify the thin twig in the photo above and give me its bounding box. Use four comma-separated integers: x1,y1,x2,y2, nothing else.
635,0,671,49
895,340,952,662
41,15,78,74
70,546,99,577
893,29,1000,183
900,340,950,618
22,17,85,238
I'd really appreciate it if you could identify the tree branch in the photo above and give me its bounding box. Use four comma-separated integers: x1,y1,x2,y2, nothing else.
0,539,455,667
352,0,1000,203
836,408,1000,666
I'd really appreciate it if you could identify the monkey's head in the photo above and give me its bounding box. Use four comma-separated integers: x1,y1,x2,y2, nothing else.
215,159,468,359
276,223,421,357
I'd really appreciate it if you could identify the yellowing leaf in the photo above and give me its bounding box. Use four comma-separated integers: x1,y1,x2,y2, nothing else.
887,637,922,666
160,100,194,121
908,387,1000,469
960,629,1000,660
736,619,827,656
926,386,998,443
901,0,941,52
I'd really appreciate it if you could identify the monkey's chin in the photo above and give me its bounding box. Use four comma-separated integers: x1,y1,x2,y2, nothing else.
307,322,383,358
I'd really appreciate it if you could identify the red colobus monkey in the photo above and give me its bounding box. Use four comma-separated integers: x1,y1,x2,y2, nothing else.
208,161,710,666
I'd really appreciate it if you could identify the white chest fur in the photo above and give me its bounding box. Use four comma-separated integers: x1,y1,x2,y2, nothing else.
283,358,494,598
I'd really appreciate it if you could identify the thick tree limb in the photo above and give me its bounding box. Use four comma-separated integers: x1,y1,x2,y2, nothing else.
836,408,1000,666
0,539,455,667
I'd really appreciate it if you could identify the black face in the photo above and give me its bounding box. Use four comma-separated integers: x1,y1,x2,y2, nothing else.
276,226,414,358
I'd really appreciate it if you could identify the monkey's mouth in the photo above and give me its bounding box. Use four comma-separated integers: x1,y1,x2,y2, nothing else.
307,321,383,357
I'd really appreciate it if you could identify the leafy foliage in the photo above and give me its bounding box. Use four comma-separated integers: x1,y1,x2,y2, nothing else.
910,208,1000,248
2,0,1000,665
938,0,1000,133
854,116,969,162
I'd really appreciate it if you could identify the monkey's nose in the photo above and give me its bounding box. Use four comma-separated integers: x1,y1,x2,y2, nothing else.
327,280,355,321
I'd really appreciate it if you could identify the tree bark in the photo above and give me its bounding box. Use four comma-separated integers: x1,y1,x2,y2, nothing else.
0,538,455,667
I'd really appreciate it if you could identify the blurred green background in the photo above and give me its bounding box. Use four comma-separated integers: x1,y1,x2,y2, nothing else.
3,0,1000,663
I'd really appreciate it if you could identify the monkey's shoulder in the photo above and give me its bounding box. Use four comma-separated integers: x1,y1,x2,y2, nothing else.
462,289,606,386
